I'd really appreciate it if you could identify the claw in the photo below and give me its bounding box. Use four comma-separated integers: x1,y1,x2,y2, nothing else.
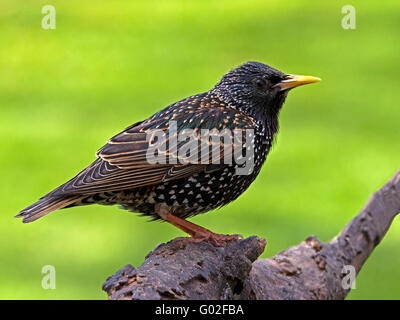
158,209,242,247
190,232,242,247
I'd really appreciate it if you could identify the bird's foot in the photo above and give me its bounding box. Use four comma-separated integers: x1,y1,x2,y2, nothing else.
157,207,242,247
189,232,243,247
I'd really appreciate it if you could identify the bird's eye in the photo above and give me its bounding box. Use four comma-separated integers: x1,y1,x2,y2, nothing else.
254,78,267,89
269,75,282,84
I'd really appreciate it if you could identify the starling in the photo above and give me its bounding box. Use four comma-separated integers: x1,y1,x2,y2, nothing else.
16,62,320,246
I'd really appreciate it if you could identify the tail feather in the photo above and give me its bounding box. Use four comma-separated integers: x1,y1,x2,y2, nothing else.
15,196,82,223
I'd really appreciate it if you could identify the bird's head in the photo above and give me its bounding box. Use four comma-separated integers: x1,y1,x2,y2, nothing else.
212,61,320,119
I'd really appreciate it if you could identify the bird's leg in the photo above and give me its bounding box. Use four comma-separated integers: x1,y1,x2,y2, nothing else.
163,214,242,247
156,204,241,247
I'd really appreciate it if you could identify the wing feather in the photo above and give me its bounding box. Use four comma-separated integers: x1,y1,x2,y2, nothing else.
48,98,256,197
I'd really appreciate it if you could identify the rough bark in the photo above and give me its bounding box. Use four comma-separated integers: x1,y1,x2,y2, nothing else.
103,169,400,300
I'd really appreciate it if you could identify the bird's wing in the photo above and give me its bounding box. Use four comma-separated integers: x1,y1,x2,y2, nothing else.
49,100,256,196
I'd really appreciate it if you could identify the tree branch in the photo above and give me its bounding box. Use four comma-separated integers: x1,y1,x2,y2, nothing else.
102,169,400,300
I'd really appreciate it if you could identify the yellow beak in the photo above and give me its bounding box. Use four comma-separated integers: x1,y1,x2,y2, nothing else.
277,74,321,91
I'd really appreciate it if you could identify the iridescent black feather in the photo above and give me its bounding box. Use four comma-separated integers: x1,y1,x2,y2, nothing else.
16,62,290,222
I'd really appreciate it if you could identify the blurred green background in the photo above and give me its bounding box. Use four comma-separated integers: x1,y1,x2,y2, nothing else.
1,0,399,299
